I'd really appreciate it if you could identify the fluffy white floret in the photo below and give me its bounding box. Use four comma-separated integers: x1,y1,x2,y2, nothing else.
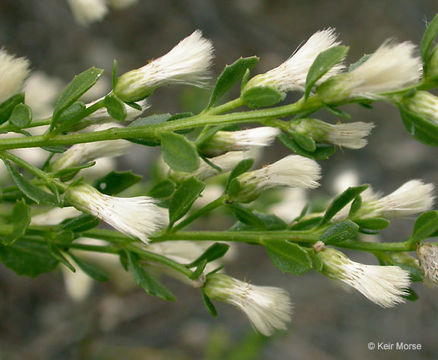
67,0,108,26
0,49,30,103
417,243,438,285
204,273,293,336
65,184,167,243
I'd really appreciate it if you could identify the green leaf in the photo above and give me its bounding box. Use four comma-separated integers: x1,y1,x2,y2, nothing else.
70,253,109,282
127,252,176,301
399,106,438,146
47,244,76,272
348,195,362,217
3,200,30,245
94,171,142,195
61,214,100,232
3,160,59,206
104,93,127,121
319,220,359,245
52,67,104,123
264,240,312,275
160,132,200,172
241,86,283,108
293,132,316,152
355,217,390,231
278,133,336,160
228,203,266,229
148,179,176,198
0,239,58,277
321,185,369,224
305,45,349,100
290,216,324,230
190,259,208,280
225,158,254,193
0,93,25,125
169,177,205,224
421,14,438,63
54,101,87,133
411,210,438,242
9,104,32,128
348,54,371,72
202,291,217,317
42,145,68,153
403,288,419,302
188,243,230,268
325,105,351,119
112,59,118,90
130,113,172,127
207,56,259,109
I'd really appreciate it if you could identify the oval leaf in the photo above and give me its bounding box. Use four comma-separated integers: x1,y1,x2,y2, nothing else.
3,200,30,245
104,94,127,121
161,132,200,172
242,86,283,108
264,240,312,275
9,104,32,128
169,177,205,225
412,210,438,242
320,220,359,245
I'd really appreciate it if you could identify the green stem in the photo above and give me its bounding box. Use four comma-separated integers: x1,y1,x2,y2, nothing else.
171,196,225,232
336,239,413,252
0,117,52,132
206,98,245,115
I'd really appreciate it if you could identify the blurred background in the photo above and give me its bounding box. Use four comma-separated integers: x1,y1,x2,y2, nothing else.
1,0,438,359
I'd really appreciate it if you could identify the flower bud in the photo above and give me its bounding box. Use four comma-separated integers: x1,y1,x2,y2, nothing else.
203,273,293,336
316,247,411,307
291,118,374,149
317,41,421,103
0,49,30,104
399,91,438,127
200,127,280,156
114,30,214,102
65,183,167,243
242,29,343,100
417,243,438,285
233,155,320,202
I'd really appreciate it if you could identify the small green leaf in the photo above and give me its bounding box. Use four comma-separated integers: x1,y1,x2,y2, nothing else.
320,220,359,245
112,59,118,90
127,252,176,301
421,14,438,63
207,56,259,109
225,158,254,193
61,214,100,232
3,160,59,206
148,179,176,198
241,86,283,108
202,291,217,317
161,132,200,172
0,239,58,277
169,177,205,224
293,132,316,152
348,54,371,72
348,195,362,217
290,216,324,231
9,104,32,128
278,133,336,160
321,185,369,224
47,244,76,272
325,105,351,119
305,45,349,100
228,203,266,229
264,240,312,275
94,171,142,195
52,67,104,123
403,288,419,302
355,217,390,231
70,253,109,282
188,243,230,268
190,259,208,280
399,106,438,146
54,101,87,133
130,113,172,127
411,210,438,242
104,94,127,121
3,200,30,245
0,93,25,125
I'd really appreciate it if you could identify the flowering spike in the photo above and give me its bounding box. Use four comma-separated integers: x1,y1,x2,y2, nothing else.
66,0,108,26
242,29,343,97
0,49,30,104
234,155,321,202
318,41,422,102
65,183,167,243
51,123,132,171
200,127,280,156
316,247,411,308
114,30,214,102
417,243,438,285
291,118,374,149
203,273,293,336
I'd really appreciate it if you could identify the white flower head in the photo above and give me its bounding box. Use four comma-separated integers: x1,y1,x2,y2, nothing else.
204,273,293,336
292,118,374,149
316,247,411,307
318,41,422,102
67,0,108,26
115,30,214,102
201,127,280,156
171,151,253,182
243,29,344,96
235,155,321,202
0,48,30,104
65,183,167,243
417,243,438,285
51,123,131,171
106,0,138,10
